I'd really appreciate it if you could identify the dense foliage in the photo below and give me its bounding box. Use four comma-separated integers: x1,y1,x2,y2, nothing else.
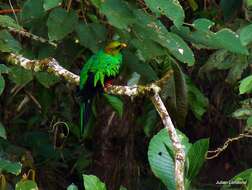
0,0,252,189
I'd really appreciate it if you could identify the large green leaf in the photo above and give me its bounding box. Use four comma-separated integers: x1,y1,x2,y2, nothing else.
148,128,191,190
104,94,123,118
0,15,22,29
132,10,195,65
172,18,248,55
0,64,10,74
239,75,252,94
83,175,107,190
21,0,45,22
144,0,185,28
187,139,209,180
0,159,22,175
239,23,252,46
15,180,38,190
43,0,63,10
47,8,78,41
221,168,252,190
0,122,6,139
232,108,252,119
0,74,4,96
0,30,22,53
67,183,78,190
91,0,135,29
75,23,107,52
9,66,33,85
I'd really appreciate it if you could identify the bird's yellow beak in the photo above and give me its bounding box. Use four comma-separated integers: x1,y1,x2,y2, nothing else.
120,43,127,49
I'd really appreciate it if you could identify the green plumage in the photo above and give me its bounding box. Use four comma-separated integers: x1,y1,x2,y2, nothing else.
79,46,124,136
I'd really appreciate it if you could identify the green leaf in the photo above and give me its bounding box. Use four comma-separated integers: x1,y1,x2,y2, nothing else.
221,168,252,190
47,8,78,41
239,75,252,94
0,64,10,74
144,0,185,28
35,72,59,88
104,94,123,118
186,76,208,120
187,138,209,180
247,0,252,7
148,128,191,190
67,183,78,190
9,66,33,85
43,0,63,10
171,19,248,55
15,180,38,190
21,0,45,22
187,0,198,11
83,174,107,190
0,15,22,29
0,122,6,139
239,24,252,46
247,116,252,128
232,108,252,119
132,11,195,65
75,23,107,52
0,159,22,175
0,74,4,96
92,0,135,29
0,30,22,53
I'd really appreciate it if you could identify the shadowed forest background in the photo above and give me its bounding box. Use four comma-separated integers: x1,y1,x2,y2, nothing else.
0,0,252,190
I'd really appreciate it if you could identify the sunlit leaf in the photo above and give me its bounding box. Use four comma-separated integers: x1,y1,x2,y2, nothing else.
83,174,107,190
0,159,22,175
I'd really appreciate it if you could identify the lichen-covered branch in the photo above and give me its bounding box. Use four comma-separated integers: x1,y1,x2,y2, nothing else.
2,53,185,190
4,53,79,85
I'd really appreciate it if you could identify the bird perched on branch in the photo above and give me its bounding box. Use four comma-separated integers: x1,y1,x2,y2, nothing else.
79,41,127,135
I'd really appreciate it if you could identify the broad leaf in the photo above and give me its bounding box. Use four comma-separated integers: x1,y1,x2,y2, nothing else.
91,0,135,29
9,66,33,85
239,75,252,94
67,183,78,190
187,139,209,180
47,8,78,41
172,18,248,55
0,30,22,53
240,23,252,46
0,159,22,175
43,0,63,10
232,108,252,119
0,15,22,29
21,0,45,22
83,175,107,190
247,116,252,128
75,23,107,52
148,128,191,190
144,0,185,28
0,64,10,74
104,94,123,118
15,180,38,190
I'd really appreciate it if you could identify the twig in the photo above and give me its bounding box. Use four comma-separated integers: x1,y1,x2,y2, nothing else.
2,53,185,190
206,132,252,160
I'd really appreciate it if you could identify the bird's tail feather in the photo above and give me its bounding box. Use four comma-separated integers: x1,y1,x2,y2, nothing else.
80,99,92,136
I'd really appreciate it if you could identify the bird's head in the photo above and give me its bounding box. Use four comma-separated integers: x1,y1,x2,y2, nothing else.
104,41,127,55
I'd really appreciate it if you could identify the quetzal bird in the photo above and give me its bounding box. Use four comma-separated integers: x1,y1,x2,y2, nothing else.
79,41,127,135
